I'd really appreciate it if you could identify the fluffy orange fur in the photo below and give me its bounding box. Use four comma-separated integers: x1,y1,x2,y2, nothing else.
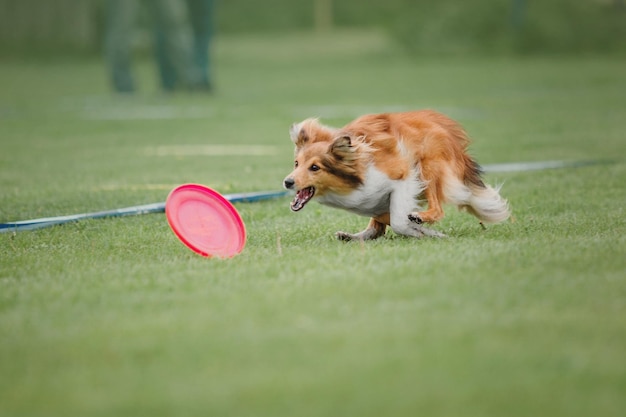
284,110,510,240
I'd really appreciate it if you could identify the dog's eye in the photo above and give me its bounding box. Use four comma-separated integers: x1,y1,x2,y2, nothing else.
309,164,320,172
294,161,299,168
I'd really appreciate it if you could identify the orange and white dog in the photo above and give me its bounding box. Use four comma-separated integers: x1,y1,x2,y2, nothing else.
283,110,510,240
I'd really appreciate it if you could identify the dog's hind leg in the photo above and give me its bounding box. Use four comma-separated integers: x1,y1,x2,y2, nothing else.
336,217,387,242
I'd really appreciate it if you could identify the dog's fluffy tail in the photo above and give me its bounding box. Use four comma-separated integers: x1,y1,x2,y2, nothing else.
445,177,510,224
447,156,510,224
464,183,510,223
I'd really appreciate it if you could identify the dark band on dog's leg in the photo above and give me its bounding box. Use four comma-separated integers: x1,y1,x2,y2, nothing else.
408,213,423,224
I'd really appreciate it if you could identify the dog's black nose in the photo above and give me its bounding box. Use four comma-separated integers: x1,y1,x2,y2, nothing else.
283,178,295,189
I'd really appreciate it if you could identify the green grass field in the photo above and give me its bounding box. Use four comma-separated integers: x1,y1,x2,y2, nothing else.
1,30,625,416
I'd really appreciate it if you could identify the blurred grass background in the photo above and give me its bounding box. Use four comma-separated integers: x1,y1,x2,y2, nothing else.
1,0,625,58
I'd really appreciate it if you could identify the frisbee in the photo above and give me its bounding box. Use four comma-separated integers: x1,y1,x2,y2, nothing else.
165,184,246,258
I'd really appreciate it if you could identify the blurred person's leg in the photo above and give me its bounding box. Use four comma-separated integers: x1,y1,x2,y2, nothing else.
152,0,197,90
104,0,139,92
155,30,177,91
187,0,214,91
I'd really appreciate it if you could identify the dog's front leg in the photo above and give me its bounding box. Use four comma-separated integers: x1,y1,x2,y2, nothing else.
391,216,445,238
389,192,445,239
336,217,387,242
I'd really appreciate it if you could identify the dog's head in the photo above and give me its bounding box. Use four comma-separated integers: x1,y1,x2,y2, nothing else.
283,119,365,212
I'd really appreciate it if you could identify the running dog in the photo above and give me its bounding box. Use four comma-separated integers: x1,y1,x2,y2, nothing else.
283,110,510,240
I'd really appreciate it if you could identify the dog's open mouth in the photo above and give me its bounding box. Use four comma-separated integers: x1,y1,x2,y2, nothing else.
290,186,315,212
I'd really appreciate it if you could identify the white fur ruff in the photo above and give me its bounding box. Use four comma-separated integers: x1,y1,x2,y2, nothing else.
317,164,425,223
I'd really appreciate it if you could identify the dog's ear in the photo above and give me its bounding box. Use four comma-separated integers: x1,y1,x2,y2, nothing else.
290,118,319,147
332,134,351,149
329,135,357,162
289,122,305,145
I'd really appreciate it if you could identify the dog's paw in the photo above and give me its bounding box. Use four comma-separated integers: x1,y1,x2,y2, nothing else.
408,213,423,224
414,225,446,238
335,231,355,242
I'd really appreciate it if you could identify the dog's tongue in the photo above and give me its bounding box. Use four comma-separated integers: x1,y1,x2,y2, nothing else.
290,187,314,211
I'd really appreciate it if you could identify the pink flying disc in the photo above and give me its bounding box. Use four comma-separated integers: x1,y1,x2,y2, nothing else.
165,184,246,258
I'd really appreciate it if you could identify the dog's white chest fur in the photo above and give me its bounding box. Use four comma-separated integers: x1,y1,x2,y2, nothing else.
317,165,424,218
